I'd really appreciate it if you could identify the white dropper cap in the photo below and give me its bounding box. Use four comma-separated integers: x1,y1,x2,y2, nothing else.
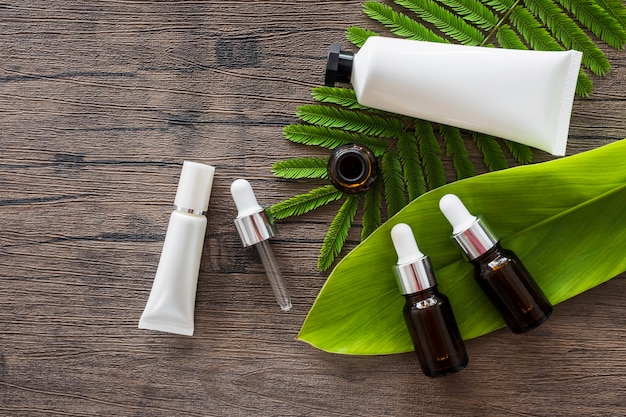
439,193,498,259
231,178,263,218
174,161,215,213
391,223,436,294
439,194,478,234
231,179,276,247
391,223,424,265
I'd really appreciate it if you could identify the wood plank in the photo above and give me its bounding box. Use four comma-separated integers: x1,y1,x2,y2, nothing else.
1,1,624,415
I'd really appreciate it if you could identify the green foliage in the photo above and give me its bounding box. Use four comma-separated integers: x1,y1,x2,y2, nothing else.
557,0,626,49
346,26,380,47
361,179,383,240
440,124,476,179
438,0,500,29
269,185,344,220
271,157,329,180
270,0,626,271
397,133,426,199
504,140,534,164
473,132,509,171
317,195,361,271
362,1,447,42
393,0,487,44
523,0,611,75
296,104,405,138
415,120,447,188
381,150,407,216
311,87,369,110
283,124,388,155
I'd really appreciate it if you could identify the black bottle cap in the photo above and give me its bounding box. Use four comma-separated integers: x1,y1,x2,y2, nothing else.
325,43,354,86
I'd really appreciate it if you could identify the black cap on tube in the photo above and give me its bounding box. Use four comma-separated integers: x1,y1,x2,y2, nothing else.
325,43,354,86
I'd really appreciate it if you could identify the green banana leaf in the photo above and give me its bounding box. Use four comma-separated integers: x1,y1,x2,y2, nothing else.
297,139,626,355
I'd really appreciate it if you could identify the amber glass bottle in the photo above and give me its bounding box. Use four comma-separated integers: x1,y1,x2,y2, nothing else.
470,243,552,333
392,223,469,377
439,194,552,333
403,288,469,377
327,144,378,194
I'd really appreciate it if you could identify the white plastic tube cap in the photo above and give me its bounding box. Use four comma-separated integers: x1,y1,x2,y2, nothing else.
174,161,216,213
439,194,477,235
391,223,424,265
231,179,263,218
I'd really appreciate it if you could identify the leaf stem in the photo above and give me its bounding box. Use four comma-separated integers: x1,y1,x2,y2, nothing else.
480,0,523,47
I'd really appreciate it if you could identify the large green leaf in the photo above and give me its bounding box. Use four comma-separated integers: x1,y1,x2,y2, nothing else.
297,139,626,355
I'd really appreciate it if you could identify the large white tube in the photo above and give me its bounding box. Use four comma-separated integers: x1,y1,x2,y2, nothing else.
325,37,582,156
138,161,215,336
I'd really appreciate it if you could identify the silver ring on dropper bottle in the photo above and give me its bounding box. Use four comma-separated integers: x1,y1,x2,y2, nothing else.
234,208,276,247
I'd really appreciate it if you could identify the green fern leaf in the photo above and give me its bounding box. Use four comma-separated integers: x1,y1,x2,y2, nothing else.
271,157,329,180
574,69,594,97
312,87,369,110
296,104,406,138
361,178,383,240
397,132,426,200
595,0,626,28
436,0,500,29
496,24,529,49
523,0,611,76
415,120,447,188
318,195,361,271
472,132,509,171
510,6,564,49
557,0,626,49
269,185,344,220
363,1,447,42
439,124,475,180
346,26,380,47
484,0,514,13
283,124,388,156
382,150,407,216
504,140,534,164
395,0,486,45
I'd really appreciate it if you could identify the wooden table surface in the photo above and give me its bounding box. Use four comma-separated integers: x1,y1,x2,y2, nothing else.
1,2,624,416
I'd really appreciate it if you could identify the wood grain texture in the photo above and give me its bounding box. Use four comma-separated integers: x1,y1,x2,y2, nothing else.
0,1,624,416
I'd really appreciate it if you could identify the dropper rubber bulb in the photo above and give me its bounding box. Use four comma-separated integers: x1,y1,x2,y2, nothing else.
439,194,478,235
231,179,292,311
391,223,424,265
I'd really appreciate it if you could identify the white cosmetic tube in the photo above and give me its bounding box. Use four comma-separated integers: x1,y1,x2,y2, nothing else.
325,37,582,156
138,161,215,336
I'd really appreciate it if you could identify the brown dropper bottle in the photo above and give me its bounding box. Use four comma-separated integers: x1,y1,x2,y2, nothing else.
439,194,553,333
327,144,378,194
391,223,469,377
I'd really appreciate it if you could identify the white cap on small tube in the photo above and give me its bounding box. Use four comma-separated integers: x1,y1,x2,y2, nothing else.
174,161,215,213
439,194,478,234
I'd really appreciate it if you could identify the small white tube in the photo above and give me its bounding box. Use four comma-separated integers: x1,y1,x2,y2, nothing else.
325,37,583,156
138,161,215,336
